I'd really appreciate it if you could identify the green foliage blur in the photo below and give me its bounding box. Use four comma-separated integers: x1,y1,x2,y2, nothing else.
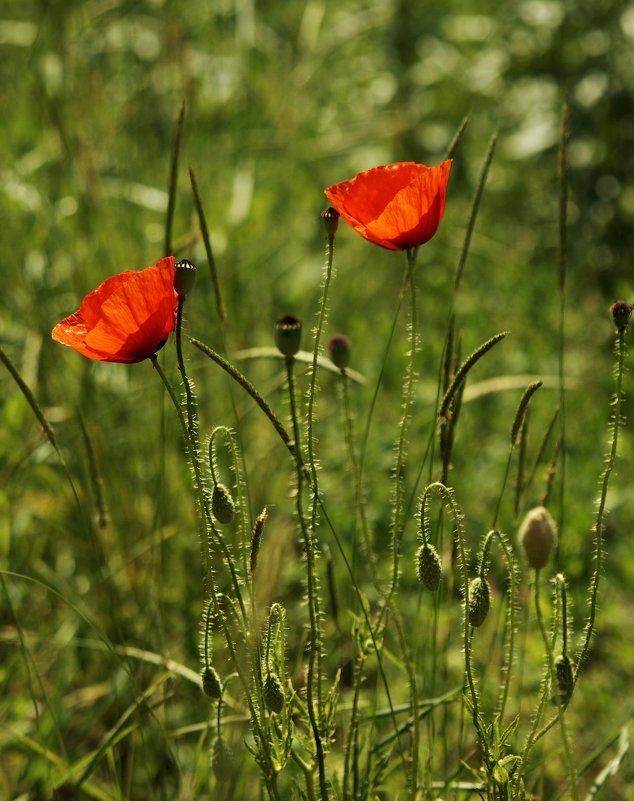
1,0,634,798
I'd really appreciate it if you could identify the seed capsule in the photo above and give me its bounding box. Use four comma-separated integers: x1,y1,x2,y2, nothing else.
275,315,302,357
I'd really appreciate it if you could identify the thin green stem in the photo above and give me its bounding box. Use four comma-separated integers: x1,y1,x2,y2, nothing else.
175,307,247,623
575,330,627,684
285,358,329,801
533,570,578,801
150,354,213,584
388,247,418,599
340,370,379,587
304,230,335,729
557,103,569,568
151,354,280,795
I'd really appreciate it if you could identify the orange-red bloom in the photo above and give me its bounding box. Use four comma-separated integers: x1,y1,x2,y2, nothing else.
52,256,179,363
324,160,452,251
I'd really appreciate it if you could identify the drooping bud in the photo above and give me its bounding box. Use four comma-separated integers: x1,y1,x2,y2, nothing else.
212,483,235,524
212,739,234,782
468,576,490,627
263,673,285,713
201,665,222,699
321,206,340,237
518,506,557,570
174,259,197,298
553,654,574,704
275,315,302,357
415,543,442,591
250,507,268,574
327,334,351,370
610,300,633,333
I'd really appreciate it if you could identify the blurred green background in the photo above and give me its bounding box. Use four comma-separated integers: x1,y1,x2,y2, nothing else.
2,0,634,798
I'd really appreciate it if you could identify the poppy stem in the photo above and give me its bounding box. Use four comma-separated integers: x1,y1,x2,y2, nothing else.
388,247,419,598
149,354,282,789
384,246,421,799
174,303,248,624
285,356,330,801
575,327,627,684
150,354,214,585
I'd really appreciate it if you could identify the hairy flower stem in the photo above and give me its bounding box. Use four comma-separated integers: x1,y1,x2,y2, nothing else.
575,329,627,684
285,358,329,801
388,247,419,599
532,571,578,801
340,370,380,587
305,229,336,726
151,355,214,584
175,307,247,624
477,530,518,723
151,355,280,796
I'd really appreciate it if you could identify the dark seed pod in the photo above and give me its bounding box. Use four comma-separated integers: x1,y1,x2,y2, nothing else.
201,665,222,699
212,483,235,524
554,654,574,704
415,543,442,591
263,673,285,714
468,576,490,627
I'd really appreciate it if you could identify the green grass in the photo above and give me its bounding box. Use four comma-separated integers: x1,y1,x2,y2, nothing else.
2,1,634,799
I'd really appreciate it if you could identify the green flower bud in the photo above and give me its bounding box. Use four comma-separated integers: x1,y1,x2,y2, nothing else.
518,506,557,570
263,673,285,714
201,665,222,699
468,576,490,627
415,542,442,591
212,483,235,524
553,654,574,704
212,739,234,783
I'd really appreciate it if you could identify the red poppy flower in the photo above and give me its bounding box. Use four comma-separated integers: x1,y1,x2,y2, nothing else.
52,256,179,363
324,160,452,251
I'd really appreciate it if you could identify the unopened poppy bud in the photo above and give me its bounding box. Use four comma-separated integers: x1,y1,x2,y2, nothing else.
263,673,285,713
327,334,351,369
212,483,235,524
212,739,234,782
321,206,340,236
275,315,302,357
415,543,442,591
518,506,557,569
174,259,197,298
610,300,633,333
468,576,490,627
553,654,574,704
201,665,222,699
250,507,268,574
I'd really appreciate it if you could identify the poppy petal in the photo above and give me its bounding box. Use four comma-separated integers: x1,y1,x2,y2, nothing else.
324,160,452,251
52,256,178,363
